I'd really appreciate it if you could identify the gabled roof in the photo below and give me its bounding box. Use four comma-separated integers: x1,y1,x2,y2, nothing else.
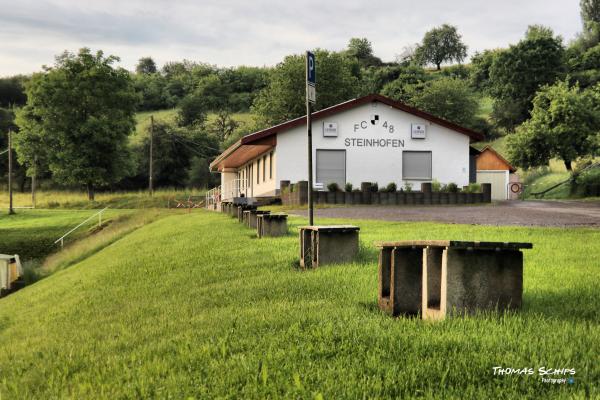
476,145,517,173
210,94,484,171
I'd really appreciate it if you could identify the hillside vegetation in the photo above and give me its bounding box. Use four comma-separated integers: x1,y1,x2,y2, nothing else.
0,211,597,398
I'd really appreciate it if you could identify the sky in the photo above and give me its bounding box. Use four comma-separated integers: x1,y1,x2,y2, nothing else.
0,0,583,76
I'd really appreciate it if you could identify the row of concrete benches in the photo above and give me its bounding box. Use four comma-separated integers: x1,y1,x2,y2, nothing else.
222,202,289,238
219,202,533,320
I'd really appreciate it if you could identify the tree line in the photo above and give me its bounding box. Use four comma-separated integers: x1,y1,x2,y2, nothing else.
1,0,599,198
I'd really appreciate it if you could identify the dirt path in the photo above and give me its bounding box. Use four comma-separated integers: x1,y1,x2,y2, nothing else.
288,201,600,228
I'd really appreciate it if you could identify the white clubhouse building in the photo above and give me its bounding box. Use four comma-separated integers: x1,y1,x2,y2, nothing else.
209,94,484,200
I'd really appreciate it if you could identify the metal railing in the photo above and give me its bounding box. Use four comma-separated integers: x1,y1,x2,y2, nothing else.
205,186,221,209
53,207,108,249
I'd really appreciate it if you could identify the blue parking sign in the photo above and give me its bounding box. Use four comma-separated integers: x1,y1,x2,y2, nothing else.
306,51,316,85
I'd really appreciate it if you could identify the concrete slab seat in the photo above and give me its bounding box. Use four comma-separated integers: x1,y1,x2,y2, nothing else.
237,205,257,223
299,225,360,268
243,210,271,229
257,213,288,238
376,240,533,319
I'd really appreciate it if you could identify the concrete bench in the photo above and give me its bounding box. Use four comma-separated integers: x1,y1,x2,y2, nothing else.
376,240,533,319
237,205,257,223
243,210,271,229
299,225,360,268
257,213,288,238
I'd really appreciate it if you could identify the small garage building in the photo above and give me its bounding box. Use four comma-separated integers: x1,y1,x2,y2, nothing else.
475,146,519,200
209,94,484,200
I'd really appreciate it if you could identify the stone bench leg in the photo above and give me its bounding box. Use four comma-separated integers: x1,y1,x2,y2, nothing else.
422,247,444,320
237,207,244,223
378,247,422,316
299,229,314,268
440,249,523,318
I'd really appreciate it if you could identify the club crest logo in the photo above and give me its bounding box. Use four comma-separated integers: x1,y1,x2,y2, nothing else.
370,114,379,125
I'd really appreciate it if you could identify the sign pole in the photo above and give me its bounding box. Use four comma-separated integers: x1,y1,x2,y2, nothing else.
306,51,316,225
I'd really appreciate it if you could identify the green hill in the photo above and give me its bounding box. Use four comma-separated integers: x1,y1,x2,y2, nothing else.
0,211,597,398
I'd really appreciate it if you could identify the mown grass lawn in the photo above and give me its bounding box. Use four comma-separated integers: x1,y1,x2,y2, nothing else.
0,211,598,398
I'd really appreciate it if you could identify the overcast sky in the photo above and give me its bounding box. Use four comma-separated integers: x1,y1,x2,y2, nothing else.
0,0,582,76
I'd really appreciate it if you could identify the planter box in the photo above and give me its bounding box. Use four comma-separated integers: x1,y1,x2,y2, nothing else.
448,193,458,204
405,192,415,204
414,192,424,205
389,192,398,205
371,192,380,204
397,192,406,205
335,192,345,204
465,193,475,204
429,193,439,205
344,192,353,205
474,193,484,203
317,191,327,204
440,193,449,205
457,193,466,204
326,192,336,203
379,192,389,205
352,192,362,204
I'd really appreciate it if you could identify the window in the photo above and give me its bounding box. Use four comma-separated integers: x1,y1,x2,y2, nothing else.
256,159,260,184
316,149,346,187
402,151,432,180
269,152,273,179
262,155,266,182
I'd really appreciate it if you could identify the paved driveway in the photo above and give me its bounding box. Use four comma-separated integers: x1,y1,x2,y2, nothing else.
289,201,600,227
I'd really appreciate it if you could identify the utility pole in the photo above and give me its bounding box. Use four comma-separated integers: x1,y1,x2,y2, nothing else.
149,115,154,196
8,129,14,215
306,51,316,225
31,156,37,208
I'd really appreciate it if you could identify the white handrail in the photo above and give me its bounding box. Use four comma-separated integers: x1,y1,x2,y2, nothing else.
53,207,108,249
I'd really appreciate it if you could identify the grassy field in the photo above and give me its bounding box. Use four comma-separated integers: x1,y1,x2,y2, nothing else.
0,210,597,398
0,189,207,209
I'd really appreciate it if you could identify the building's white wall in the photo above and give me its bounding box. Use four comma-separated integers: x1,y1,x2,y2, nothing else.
236,150,277,197
276,102,470,190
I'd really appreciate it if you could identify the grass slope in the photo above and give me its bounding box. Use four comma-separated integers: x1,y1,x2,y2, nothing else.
0,209,127,260
0,212,598,398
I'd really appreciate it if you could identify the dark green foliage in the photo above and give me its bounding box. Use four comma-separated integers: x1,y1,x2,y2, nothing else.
380,65,431,103
407,78,480,128
14,48,138,199
177,94,208,127
133,73,170,110
0,76,27,107
470,49,503,92
135,57,158,74
344,183,353,192
446,182,459,193
489,26,566,130
507,81,599,170
136,120,220,188
385,182,397,192
327,182,339,192
252,50,361,126
346,37,383,67
415,24,468,70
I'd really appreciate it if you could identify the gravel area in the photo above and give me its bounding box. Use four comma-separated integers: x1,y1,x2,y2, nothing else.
288,200,600,228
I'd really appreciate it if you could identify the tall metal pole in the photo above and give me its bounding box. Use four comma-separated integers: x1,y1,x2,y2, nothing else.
306,55,314,225
8,129,14,215
149,115,154,196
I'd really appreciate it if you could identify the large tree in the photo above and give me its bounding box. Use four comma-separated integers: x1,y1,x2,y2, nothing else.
415,24,467,70
135,57,158,74
15,48,137,200
252,50,360,125
489,26,565,130
581,0,600,29
407,78,480,128
507,81,599,171
346,37,382,67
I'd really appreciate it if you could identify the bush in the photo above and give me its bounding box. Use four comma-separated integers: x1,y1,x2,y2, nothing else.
344,183,353,192
327,182,340,192
403,182,413,192
370,182,379,192
576,167,600,186
385,182,397,193
431,179,442,192
446,182,459,193
440,184,449,193
465,183,481,193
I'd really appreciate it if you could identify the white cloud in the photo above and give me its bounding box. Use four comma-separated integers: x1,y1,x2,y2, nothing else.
0,0,582,76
